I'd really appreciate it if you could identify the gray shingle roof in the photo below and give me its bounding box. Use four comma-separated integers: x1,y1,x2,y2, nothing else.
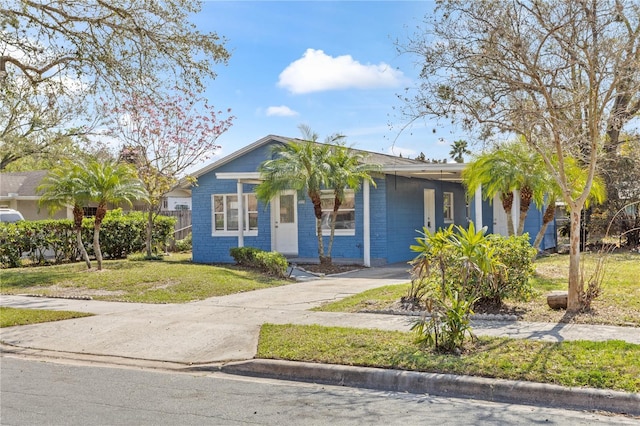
0,171,48,197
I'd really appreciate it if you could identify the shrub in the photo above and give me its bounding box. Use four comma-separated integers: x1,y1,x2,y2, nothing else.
254,251,288,277
230,247,261,266
0,210,175,268
410,224,536,308
230,246,288,277
486,234,536,303
412,289,477,353
174,233,192,252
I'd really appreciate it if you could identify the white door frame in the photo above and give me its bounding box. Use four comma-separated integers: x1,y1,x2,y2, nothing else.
271,191,298,255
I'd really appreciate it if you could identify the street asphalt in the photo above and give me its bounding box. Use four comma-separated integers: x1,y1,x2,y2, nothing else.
1,264,639,416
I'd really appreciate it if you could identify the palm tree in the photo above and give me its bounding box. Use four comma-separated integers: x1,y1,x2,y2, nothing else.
449,140,471,163
463,140,547,236
79,160,148,270
325,143,379,262
531,158,606,250
256,131,332,264
37,162,92,269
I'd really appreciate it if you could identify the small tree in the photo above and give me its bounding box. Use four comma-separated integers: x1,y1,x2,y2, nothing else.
325,143,379,262
106,92,234,257
463,140,547,237
37,162,92,269
78,160,148,270
256,134,332,264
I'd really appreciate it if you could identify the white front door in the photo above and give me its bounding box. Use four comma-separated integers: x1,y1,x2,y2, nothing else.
493,194,509,236
273,191,298,255
424,189,436,234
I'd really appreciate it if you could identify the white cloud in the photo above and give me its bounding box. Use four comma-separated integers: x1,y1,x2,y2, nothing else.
266,105,299,117
278,48,405,94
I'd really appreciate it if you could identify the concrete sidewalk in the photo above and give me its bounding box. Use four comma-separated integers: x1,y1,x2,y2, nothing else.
1,265,639,415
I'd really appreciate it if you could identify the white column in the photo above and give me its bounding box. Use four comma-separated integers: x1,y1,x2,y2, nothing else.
363,180,370,267
237,181,244,247
512,190,520,234
474,185,483,229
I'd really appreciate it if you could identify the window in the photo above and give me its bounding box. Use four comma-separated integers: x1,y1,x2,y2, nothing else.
443,192,454,222
83,207,97,217
212,194,258,236
319,190,355,236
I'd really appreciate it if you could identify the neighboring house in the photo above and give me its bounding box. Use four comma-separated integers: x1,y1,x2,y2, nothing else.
0,171,69,221
161,188,192,211
188,135,556,266
0,170,163,220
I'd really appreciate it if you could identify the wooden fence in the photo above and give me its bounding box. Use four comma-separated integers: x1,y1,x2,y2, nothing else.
161,210,192,241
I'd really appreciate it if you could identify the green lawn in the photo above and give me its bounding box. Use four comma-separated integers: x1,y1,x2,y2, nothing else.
0,253,290,303
257,324,640,393
313,253,640,326
0,307,93,327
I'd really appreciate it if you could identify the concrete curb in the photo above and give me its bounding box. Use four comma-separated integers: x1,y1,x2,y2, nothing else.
221,359,640,416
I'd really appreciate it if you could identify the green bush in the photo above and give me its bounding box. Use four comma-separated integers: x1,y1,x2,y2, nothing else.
230,246,261,266
174,233,192,252
486,234,536,303
230,246,288,277
410,224,535,307
0,210,176,268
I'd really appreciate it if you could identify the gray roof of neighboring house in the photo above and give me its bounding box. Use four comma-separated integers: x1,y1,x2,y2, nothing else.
0,171,48,197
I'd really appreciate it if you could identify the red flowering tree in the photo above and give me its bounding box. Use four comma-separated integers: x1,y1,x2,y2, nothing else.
106,92,234,257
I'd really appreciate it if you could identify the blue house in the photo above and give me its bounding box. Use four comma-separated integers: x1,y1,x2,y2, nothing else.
188,135,555,266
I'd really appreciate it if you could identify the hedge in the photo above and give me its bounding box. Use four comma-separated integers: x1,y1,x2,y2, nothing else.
0,209,175,268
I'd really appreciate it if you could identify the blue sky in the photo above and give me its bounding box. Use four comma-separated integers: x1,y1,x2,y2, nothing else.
193,1,471,162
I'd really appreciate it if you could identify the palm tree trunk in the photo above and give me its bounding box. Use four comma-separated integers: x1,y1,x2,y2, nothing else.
517,186,533,236
72,204,91,269
533,200,556,251
501,191,515,236
93,202,107,271
93,225,103,270
310,191,329,264
76,230,91,269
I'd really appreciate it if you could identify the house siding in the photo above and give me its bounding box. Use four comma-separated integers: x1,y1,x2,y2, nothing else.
191,143,278,263
190,137,557,265
384,175,467,264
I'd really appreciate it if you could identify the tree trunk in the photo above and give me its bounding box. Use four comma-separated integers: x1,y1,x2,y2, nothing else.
146,209,154,257
533,201,556,251
567,207,583,312
310,191,328,264
517,186,533,236
72,204,91,269
93,224,103,271
93,203,106,271
500,191,515,236
76,230,91,269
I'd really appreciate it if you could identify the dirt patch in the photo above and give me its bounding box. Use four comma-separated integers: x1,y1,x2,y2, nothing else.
296,263,362,275
19,285,126,298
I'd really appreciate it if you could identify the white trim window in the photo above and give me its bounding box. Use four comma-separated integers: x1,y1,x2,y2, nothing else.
443,192,454,223
212,194,258,236
319,190,355,236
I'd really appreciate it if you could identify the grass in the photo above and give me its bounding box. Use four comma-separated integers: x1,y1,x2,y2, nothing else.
0,253,290,303
313,252,640,326
257,324,640,393
0,307,93,327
